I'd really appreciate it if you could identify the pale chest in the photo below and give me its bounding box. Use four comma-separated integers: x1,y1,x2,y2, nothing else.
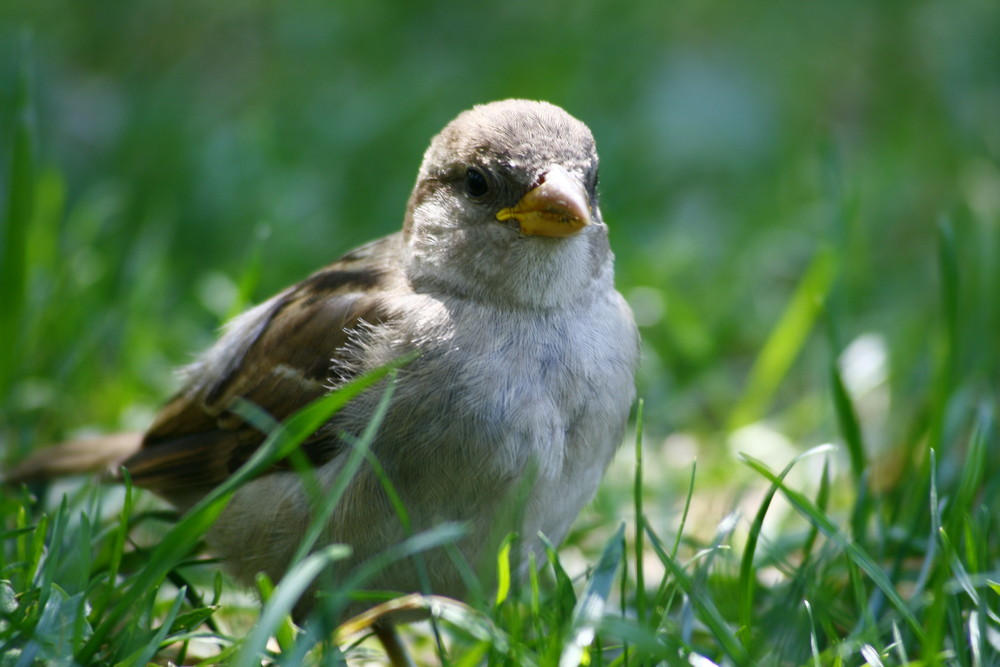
366,294,638,490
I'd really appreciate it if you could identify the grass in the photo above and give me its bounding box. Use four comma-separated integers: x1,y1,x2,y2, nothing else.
2,2,1000,665
7,379,996,664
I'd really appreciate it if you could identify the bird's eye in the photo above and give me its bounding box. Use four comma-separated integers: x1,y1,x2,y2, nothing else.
465,168,489,198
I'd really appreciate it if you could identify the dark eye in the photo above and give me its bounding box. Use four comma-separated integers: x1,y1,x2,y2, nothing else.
465,168,489,198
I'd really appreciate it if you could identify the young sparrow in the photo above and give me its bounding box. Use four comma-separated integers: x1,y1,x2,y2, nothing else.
9,99,639,617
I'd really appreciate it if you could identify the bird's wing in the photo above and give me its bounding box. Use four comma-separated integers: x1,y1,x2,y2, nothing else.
122,233,404,505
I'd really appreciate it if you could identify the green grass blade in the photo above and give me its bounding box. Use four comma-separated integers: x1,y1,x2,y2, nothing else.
939,529,977,606
288,371,399,567
672,461,696,562
801,456,831,562
38,496,69,594
803,599,822,667
234,545,351,667
730,248,837,429
650,461,696,626
925,218,959,460
312,521,468,629
255,572,297,654
0,31,36,385
598,615,673,663
541,533,577,620
737,444,834,651
559,523,625,667
632,399,646,625
118,586,187,667
945,405,992,539
494,534,514,608
740,453,925,641
829,359,866,485
645,522,748,665
910,450,940,602
93,470,134,621
937,218,959,389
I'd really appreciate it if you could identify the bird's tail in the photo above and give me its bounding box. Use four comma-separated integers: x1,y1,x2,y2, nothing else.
2,432,143,485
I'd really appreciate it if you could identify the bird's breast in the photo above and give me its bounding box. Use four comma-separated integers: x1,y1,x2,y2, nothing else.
362,292,637,543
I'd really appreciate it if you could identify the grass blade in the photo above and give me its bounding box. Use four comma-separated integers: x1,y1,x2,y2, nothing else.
234,545,351,667
730,248,837,429
288,369,401,567
119,585,188,667
945,405,992,539
829,359,866,485
633,399,646,625
801,456,831,562
737,444,834,651
740,453,924,641
559,523,625,667
0,31,35,385
645,523,748,665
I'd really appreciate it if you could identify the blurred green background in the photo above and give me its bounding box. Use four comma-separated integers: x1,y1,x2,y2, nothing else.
1,0,998,494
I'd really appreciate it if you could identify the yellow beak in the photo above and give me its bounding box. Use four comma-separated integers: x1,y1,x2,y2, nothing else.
496,165,592,237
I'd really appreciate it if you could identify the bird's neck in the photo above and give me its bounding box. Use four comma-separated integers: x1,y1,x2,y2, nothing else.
405,228,613,312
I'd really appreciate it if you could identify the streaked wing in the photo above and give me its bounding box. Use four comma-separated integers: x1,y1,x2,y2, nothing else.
123,234,403,505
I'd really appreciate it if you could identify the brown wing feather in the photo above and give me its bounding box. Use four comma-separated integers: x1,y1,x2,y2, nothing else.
3,432,143,485
123,234,403,506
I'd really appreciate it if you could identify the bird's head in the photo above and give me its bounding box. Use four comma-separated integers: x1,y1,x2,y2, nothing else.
403,99,611,310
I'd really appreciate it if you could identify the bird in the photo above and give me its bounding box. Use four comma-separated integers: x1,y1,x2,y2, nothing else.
6,99,639,625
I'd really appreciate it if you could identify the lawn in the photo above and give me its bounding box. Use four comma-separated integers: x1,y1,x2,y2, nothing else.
1,1,999,665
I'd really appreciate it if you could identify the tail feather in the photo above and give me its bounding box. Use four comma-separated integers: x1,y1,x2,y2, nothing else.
2,432,144,484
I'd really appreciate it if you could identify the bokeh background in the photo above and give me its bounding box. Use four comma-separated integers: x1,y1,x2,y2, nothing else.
2,1,998,532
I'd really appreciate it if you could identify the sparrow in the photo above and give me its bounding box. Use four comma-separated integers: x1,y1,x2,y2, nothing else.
7,99,639,619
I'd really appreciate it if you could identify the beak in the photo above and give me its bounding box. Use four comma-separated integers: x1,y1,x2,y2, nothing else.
496,165,592,237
